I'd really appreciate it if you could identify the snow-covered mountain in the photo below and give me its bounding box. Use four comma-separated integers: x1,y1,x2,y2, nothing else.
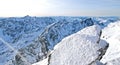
0,16,57,65
33,25,109,65
48,25,108,65
0,16,119,65
0,16,95,65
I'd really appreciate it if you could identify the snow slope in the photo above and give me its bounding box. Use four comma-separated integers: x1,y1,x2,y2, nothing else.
101,21,120,65
33,25,108,65
49,25,108,65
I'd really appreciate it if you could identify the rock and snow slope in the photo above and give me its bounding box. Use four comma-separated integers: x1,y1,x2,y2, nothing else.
33,25,108,65
101,21,120,65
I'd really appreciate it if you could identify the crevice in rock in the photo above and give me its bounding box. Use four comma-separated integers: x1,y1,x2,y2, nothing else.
47,54,51,65
89,30,109,65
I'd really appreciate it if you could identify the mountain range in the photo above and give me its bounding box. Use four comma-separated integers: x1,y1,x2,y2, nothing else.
0,16,120,65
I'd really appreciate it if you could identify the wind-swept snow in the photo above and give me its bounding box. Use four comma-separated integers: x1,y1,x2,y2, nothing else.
101,21,120,65
47,25,108,65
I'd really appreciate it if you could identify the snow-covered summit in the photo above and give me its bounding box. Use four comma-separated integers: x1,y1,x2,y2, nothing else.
33,25,108,65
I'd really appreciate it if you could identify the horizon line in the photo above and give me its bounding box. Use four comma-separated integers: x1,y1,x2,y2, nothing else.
0,15,120,18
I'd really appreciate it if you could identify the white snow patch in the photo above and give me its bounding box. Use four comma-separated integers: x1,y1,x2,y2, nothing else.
101,21,120,64
32,58,48,65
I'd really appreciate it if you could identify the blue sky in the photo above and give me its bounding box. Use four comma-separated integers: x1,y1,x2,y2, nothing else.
49,0,120,16
0,0,120,17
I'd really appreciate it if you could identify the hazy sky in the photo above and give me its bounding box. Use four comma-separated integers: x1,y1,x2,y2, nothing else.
0,0,120,17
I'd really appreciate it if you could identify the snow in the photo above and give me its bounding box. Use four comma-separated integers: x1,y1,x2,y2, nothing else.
48,25,108,65
0,17,57,65
101,21,120,64
1,16,95,65
32,58,48,65
0,16,119,65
